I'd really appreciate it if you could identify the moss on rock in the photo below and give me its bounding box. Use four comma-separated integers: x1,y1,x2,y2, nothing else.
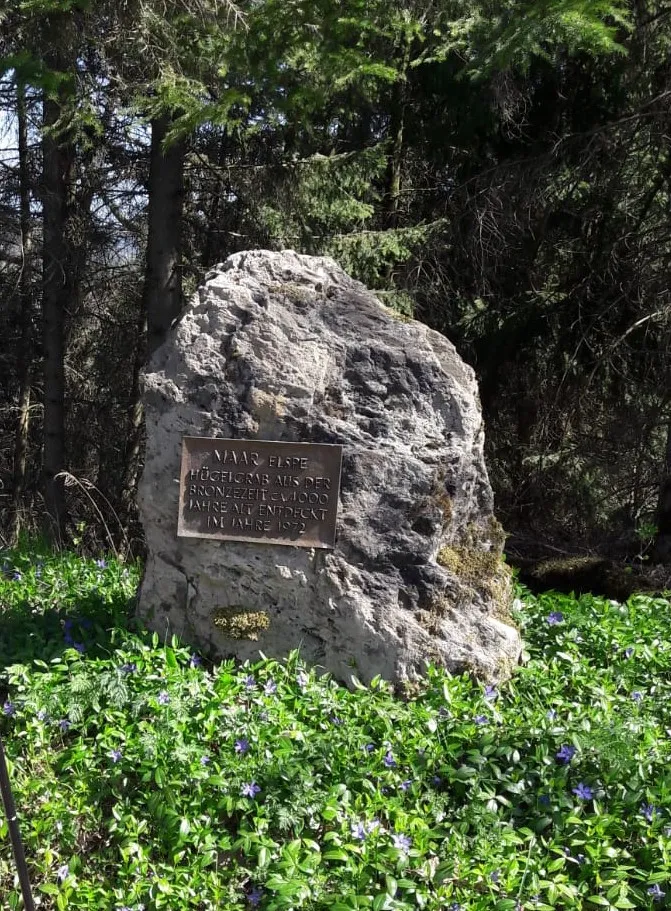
212,606,270,640
437,517,512,621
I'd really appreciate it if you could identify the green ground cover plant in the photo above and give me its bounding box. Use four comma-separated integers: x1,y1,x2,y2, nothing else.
1,547,670,910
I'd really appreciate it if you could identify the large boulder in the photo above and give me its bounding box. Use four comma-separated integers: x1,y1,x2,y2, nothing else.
137,250,521,683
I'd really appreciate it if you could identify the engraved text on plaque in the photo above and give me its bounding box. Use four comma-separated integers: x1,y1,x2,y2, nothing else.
177,437,343,548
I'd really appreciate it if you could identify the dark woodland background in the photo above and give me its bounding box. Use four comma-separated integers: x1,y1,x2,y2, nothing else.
1,0,670,567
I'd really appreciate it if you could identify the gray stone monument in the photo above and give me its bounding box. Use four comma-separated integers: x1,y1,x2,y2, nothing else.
137,250,521,683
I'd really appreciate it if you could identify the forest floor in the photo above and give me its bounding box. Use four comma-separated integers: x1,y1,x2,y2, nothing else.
0,547,670,910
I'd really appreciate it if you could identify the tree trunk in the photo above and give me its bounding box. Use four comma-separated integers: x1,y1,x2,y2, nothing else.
9,82,35,544
653,416,671,563
384,77,406,231
145,114,186,354
41,89,74,540
120,299,147,523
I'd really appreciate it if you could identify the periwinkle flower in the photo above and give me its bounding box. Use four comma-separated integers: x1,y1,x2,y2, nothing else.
56,864,69,883
641,803,657,823
235,738,250,755
546,611,564,626
490,870,500,884
447,904,462,911
484,685,497,701
392,833,412,853
400,779,413,791
243,674,256,691
58,719,71,732
330,715,343,725
247,887,264,907
632,691,643,703
263,679,277,696
351,821,368,841
189,654,202,668
383,750,396,768
120,662,137,674
547,709,557,721
351,819,380,841
3,700,15,716
241,781,261,798
37,709,49,723
648,884,665,902
363,743,375,753
12,571,22,581
556,744,577,764
624,646,634,659
109,748,123,763
200,755,211,766
95,559,107,569
157,690,170,705
572,782,594,801
432,775,442,787
296,671,309,689
474,715,488,725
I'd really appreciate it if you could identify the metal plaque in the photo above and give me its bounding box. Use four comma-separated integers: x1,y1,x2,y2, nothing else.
177,437,343,548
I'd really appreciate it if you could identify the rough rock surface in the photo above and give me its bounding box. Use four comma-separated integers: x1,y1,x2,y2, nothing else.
137,250,521,683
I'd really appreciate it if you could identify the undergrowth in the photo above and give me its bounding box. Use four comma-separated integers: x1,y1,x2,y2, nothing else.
1,547,670,910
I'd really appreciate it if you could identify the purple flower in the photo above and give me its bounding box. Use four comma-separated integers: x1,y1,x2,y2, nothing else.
37,709,49,723
432,775,442,787
546,611,564,625
243,675,256,691
624,646,634,658
200,755,211,766
235,738,250,755
264,679,277,696
58,719,71,732
158,691,170,705
556,744,577,764
3,701,15,716
490,870,500,883
109,748,123,763
351,821,367,841
56,863,69,883
95,559,106,568
12,571,22,581
547,709,557,721
632,691,643,703
641,803,657,823
383,750,396,768
296,671,309,689
241,781,261,798
539,794,551,806
448,904,462,911
363,743,375,753
120,662,137,674
648,884,665,902
330,715,343,725
392,833,412,853
484,685,497,701
474,715,488,725
190,654,202,668
572,783,594,801
247,887,264,907
400,779,413,791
